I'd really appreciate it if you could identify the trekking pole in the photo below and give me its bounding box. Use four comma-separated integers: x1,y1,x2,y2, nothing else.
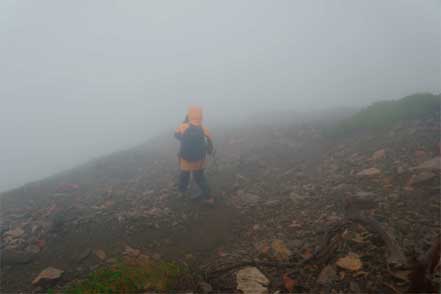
210,149,220,174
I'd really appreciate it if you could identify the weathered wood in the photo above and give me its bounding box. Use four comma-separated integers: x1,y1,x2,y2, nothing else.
348,215,407,267
207,214,408,282
206,260,296,279
409,235,440,293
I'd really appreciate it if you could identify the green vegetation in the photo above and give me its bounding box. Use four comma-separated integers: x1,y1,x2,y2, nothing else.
50,260,194,294
325,93,440,136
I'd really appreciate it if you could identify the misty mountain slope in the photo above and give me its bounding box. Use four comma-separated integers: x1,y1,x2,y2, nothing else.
1,96,440,293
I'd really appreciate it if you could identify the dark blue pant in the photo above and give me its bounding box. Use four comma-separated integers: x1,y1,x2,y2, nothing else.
178,170,210,197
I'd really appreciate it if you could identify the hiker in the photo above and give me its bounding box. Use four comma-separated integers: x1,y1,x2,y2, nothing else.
175,106,214,202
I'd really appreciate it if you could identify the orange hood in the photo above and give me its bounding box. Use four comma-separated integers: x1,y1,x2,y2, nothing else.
187,106,203,126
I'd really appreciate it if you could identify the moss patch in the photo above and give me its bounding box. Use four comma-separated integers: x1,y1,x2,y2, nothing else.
324,93,440,137
53,260,195,294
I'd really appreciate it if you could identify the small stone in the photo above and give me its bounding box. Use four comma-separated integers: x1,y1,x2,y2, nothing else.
356,168,381,177
288,220,302,228
0,223,10,235
332,183,354,193
355,191,376,198
106,258,117,264
371,149,385,161
350,281,361,293
287,239,303,249
255,241,271,257
4,227,24,238
388,193,400,200
199,281,213,293
336,253,362,271
303,184,314,191
317,265,338,285
413,156,441,171
76,248,91,263
137,254,151,266
415,149,426,158
26,245,41,254
94,249,106,260
271,239,292,262
32,267,64,286
123,245,140,257
264,200,280,206
31,225,40,234
240,192,261,205
289,192,306,201
408,171,436,185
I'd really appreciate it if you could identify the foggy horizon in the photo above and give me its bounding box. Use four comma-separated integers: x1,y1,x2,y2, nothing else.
1,0,440,193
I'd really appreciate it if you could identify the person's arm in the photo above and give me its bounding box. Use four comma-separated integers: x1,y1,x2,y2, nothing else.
174,131,183,141
174,123,187,141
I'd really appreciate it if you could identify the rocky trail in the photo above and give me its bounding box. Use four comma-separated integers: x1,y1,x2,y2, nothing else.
1,114,440,293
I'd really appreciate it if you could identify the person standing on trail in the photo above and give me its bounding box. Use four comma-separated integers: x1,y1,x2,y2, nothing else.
175,106,214,203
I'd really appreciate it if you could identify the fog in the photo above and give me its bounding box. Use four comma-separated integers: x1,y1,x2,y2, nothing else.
1,0,440,192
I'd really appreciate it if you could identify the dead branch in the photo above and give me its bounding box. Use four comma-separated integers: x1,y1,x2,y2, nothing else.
205,260,297,279
409,235,441,293
206,214,407,281
348,215,407,267
301,214,406,267
310,220,349,264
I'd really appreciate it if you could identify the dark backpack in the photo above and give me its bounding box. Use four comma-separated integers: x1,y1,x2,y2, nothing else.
180,124,207,161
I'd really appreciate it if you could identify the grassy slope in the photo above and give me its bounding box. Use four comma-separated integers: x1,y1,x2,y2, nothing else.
324,93,440,136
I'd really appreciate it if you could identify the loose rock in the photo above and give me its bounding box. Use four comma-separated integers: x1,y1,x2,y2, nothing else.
4,227,24,238
32,267,64,286
199,281,213,293
271,239,292,262
357,168,381,177
123,245,141,257
371,149,386,161
413,156,440,171
94,249,106,260
236,267,269,294
317,265,338,285
408,171,436,185
336,253,362,271
76,248,92,263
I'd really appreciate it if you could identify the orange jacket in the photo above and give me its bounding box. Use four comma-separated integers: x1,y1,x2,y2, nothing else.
175,107,213,171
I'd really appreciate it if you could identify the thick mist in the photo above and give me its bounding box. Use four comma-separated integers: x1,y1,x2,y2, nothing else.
1,0,440,192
